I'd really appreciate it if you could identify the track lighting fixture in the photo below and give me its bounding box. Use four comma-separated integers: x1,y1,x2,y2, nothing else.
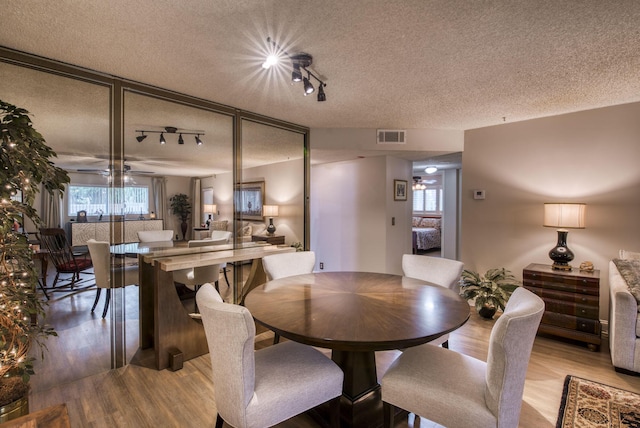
263,37,328,102
136,132,147,143
135,126,205,145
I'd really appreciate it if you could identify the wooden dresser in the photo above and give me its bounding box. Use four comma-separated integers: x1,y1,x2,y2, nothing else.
522,263,601,351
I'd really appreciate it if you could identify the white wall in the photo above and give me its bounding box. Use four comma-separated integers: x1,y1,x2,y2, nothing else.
462,101,640,320
311,156,413,274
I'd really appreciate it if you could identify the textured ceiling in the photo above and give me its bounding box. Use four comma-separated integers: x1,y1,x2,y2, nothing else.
2,0,640,174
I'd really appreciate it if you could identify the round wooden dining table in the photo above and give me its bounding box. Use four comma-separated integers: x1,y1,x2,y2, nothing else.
244,271,470,428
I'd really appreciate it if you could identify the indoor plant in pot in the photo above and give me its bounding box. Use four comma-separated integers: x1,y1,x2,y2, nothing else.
170,193,191,240
459,268,521,319
0,100,68,420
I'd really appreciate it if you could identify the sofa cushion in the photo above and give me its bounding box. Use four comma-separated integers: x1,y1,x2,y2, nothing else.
612,259,640,308
620,249,640,260
210,220,228,231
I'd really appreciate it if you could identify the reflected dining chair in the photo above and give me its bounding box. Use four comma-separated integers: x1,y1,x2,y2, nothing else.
137,229,174,243
196,283,343,428
402,254,464,348
261,250,316,343
87,239,138,318
173,239,222,293
381,287,544,428
38,227,93,291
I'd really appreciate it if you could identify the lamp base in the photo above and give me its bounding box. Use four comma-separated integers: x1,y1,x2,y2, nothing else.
266,218,276,236
549,230,574,271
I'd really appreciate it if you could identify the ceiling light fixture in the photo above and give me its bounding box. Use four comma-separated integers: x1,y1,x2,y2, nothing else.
135,126,206,145
425,166,438,174
263,37,328,102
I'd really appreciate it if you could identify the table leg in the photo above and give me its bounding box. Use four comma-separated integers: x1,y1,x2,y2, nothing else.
332,350,384,428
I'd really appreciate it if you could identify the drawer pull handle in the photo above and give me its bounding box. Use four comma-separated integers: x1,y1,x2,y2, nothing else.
580,310,586,314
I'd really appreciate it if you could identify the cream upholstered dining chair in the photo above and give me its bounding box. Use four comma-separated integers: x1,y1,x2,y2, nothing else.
173,239,222,292
137,229,174,242
262,250,316,281
261,250,316,343
196,283,343,428
402,254,463,348
381,287,544,428
86,239,138,318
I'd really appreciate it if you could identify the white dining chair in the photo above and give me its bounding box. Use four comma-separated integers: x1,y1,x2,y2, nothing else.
196,283,343,428
401,254,464,348
86,239,138,318
381,287,544,428
173,240,222,292
261,250,316,343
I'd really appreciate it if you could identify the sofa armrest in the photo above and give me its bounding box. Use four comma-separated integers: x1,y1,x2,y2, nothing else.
609,261,639,371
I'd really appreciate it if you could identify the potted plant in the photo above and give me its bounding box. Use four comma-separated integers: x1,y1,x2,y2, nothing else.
170,193,191,240
459,268,521,319
0,100,69,420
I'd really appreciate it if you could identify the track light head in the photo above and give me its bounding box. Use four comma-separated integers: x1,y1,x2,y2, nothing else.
178,134,184,145
317,84,326,102
291,63,302,82
195,135,203,146
303,76,314,95
136,132,147,143
159,133,166,145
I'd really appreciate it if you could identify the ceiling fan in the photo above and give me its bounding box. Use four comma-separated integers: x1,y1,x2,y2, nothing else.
77,161,153,176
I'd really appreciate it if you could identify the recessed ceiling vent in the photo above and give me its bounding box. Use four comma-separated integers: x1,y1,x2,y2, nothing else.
377,129,406,144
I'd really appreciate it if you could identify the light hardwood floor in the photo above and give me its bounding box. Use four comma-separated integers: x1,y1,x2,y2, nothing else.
28,267,640,427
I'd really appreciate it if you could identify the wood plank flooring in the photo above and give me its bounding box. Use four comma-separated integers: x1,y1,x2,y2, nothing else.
28,266,640,427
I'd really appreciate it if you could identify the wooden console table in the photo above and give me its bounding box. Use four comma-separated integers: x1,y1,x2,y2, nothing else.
139,244,295,370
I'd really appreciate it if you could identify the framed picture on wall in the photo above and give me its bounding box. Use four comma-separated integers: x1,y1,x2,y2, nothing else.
394,179,407,201
235,181,265,220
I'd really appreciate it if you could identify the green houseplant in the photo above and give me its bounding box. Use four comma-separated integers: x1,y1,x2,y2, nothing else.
0,100,69,419
459,268,521,319
170,193,192,240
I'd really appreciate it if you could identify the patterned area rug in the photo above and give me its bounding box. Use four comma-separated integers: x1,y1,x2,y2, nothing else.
556,375,640,427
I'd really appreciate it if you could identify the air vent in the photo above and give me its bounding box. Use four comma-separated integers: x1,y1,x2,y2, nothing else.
377,129,406,144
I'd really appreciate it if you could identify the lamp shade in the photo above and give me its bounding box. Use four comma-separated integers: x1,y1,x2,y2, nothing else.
263,205,279,217
203,204,217,214
543,203,586,229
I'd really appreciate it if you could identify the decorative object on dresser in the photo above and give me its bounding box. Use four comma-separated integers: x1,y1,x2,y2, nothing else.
523,263,600,351
263,204,279,235
459,268,521,319
203,203,216,228
609,250,640,374
543,203,586,271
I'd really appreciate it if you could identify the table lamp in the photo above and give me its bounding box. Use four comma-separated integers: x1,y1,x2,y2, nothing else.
543,203,586,271
263,205,279,235
204,204,217,227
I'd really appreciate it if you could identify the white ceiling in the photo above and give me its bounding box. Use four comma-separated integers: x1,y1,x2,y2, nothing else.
2,1,640,173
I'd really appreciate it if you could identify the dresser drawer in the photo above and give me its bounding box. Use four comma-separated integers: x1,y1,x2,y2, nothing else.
523,273,598,295
542,312,601,335
524,285,599,306
542,298,599,319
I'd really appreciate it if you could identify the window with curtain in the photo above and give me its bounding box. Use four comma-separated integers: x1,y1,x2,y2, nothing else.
68,185,150,217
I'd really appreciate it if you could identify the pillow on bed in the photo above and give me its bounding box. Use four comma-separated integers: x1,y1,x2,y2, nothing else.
237,225,251,237
210,220,228,231
412,217,422,227
619,249,640,260
419,218,441,229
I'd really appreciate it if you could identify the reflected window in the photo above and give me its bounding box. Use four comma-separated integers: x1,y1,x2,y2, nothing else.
68,185,149,217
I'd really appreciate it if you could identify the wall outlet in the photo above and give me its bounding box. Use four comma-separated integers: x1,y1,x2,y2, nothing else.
319,262,324,270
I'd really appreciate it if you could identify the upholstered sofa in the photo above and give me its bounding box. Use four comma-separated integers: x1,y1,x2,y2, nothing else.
609,249,640,374
208,219,268,242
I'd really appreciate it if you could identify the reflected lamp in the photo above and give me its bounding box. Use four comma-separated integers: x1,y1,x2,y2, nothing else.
263,205,279,236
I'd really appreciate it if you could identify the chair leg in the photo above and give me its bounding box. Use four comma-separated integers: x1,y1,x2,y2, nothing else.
214,280,219,293
273,333,280,344
222,268,230,288
91,288,102,313
442,340,449,349
329,396,341,428
52,272,60,288
102,289,111,318
383,401,395,428
215,414,224,428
